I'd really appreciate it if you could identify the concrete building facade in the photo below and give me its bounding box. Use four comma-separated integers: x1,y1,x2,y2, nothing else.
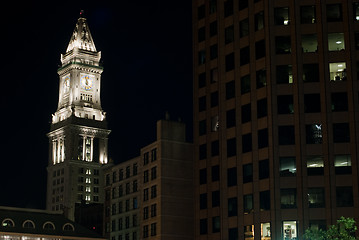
193,0,359,239
104,118,193,240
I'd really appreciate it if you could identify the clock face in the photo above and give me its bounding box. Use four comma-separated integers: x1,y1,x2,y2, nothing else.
63,75,70,93
80,74,94,91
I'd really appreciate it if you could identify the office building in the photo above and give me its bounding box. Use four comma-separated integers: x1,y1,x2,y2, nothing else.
104,118,193,240
193,1,359,239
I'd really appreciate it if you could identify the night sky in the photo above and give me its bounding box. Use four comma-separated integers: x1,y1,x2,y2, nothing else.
0,1,192,209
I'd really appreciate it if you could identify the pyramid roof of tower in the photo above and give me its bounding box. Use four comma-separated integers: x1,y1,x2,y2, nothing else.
66,15,97,53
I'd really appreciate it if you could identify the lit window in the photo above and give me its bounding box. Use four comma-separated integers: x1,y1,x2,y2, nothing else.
2,219,14,227
86,177,91,183
354,3,359,21
244,225,254,239
334,155,351,174
85,195,91,201
307,156,324,175
283,221,297,239
86,186,91,192
274,7,290,25
86,169,92,175
329,62,347,81
280,157,296,176
328,33,345,51
261,223,271,239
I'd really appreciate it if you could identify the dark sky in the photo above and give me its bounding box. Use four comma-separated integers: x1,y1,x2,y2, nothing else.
0,1,192,209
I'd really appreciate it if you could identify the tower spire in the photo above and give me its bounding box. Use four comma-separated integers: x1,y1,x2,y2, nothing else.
66,13,96,53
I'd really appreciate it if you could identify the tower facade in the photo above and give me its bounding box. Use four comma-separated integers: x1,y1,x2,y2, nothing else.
46,14,111,220
193,0,359,239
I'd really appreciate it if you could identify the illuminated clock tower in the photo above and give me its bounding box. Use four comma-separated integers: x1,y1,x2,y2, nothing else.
46,13,111,221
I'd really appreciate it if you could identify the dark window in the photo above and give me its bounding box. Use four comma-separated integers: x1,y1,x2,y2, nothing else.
210,21,217,36
212,191,220,207
355,32,359,50
241,103,251,123
212,217,220,233
199,120,206,136
199,168,207,185
244,194,253,214
308,188,325,208
226,109,236,128
227,138,236,157
306,124,323,144
198,50,206,65
200,193,207,209
212,165,220,181
210,68,218,83
225,25,234,44
280,188,297,208
226,53,235,72
304,94,321,113
256,69,266,88
331,92,348,112
240,46,250,66
238,0,248,11
209,0,217,14
241,74,251,94
302,34,318,53
333,123,350,143
258,128,268,149
301,6,316,24
228,197,238,217
336,186,353,207
198,72,206,88
274,7,290,25
227,167,237,187
255,39,265,59
198,5,205,20
276,65,293,84
240,18,249,37
303,64,319,82
255,11,264,31
277,95,294,114
200,219,208,235
211,115,218,131
260,190,270,210
275,36,291,54
280,157,296,177
257,98,267,118
224,0,233,17
278,126,295,145
226,80,235,99
210,91,218,108
259,159,269,179
229,228,238,240
198,96,206,112
199,144,207,160
210,44,218,60
242,133,252,153
327,4,342,22
243,163,253,183
198,27,205,42
211,140,219,156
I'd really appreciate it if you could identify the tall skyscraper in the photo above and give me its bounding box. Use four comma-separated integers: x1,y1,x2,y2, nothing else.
46,13,110,221
193,1,359,239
